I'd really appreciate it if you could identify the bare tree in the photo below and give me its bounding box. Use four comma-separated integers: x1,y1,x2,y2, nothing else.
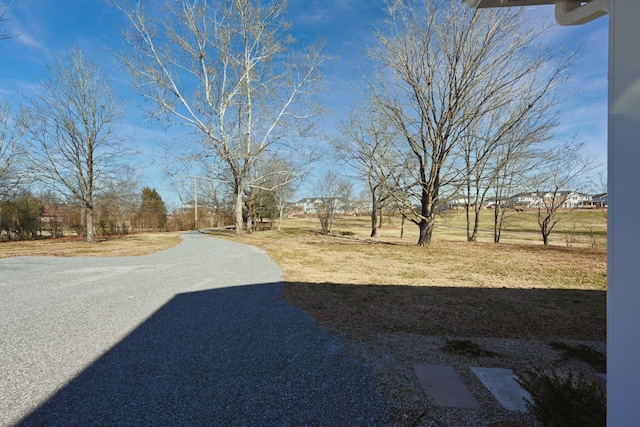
96,168,140,235
244,152,310,232
251,154,300,231
490,131,545,243
117,0,326,236
313,170,347,235
460,65,567,242
23,49,127,243
530,138,594,245
366,0,564,246
334,105,401,237
0,102,25,199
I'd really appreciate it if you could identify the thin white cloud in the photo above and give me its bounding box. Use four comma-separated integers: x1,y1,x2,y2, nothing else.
3,0,51,52
12,27,45,50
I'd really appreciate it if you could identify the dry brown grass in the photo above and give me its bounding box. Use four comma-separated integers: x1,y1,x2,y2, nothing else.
224,215,606,341
0,233,182,258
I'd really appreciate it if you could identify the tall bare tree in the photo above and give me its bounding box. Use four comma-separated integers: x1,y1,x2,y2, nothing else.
23,49,127,243
117,0,326,235
460,63,567,242
366,0,565,245
490,128,547,243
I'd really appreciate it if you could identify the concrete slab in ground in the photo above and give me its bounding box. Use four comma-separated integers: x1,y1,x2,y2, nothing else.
470,367,530,412
413,364,480,410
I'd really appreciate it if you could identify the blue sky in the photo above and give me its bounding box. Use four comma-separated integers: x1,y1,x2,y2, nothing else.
0,1,608,207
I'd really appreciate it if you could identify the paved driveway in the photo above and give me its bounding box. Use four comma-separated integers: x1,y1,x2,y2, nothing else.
0,233,388,426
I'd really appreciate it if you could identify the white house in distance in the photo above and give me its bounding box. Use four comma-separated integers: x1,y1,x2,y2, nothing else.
507,191,592,209
294,198,324,214
293,198,372,216
442,191,597,211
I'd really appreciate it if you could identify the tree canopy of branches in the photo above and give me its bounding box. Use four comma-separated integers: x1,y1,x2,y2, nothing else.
313,170,348,235
531,138,594,245
248,153,300,231
366,0,570,246
0,102,25,199
335,105,402,238
23,49,127,243
117,0,326,236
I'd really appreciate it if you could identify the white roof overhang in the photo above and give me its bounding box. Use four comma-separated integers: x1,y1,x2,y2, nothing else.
463,0,609,26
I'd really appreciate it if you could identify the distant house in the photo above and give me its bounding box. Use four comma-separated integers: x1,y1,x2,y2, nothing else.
442,195,495,211
293,197,370,216
350,200,373,216
582,192,608,208
294,198,325,214
443,195,470,210
507,191,592,209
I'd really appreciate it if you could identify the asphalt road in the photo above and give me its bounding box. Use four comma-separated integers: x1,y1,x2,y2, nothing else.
0,233,389,426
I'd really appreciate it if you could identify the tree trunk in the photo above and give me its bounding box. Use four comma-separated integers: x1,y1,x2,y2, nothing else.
86,204,94,243
469,205,481,242
234,188,243,236
370,195,378,238
465,194,473,241
540,216,550,245
278,203,284,231
541,221,550,245
493,205,501,243
464,203,475,242
245,195,253,234
417,216,434,246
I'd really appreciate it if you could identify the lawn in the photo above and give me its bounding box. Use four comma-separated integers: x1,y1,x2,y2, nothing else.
228,211,607,341
0,233,183,258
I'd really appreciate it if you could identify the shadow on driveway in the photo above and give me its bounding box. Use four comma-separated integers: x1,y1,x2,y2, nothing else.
18,283,388,426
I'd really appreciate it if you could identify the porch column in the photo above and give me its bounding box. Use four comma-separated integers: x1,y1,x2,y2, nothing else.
608,0,640,424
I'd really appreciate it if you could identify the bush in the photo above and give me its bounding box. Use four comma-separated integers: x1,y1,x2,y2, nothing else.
516,368,606,427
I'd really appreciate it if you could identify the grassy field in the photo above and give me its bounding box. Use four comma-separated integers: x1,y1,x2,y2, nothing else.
0,233,183,258
229,210,607,341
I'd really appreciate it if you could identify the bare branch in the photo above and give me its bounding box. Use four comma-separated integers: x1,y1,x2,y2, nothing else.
116,0,326,234
23,49,128,242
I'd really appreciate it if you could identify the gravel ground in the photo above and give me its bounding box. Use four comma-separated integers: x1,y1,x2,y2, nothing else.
0,233,389,426
343,331,606,426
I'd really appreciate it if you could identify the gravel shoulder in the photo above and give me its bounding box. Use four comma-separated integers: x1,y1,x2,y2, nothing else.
0,233,389,426
344,330,605,426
